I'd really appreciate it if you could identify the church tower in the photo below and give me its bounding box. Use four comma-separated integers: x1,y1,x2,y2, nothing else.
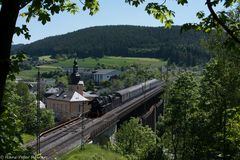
69,59,84,95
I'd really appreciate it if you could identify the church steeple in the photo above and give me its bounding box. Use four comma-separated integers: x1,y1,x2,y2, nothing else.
69,59,81,85
73,59,78,73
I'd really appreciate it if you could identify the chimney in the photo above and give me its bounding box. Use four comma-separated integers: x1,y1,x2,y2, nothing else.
69,81,84,96
77,81,84,95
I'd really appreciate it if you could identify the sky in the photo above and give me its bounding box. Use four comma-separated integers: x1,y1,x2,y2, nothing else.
13,0,223,44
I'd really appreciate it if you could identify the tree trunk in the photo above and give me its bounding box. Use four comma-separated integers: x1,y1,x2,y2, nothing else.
206,0,240,44
0,0,20,115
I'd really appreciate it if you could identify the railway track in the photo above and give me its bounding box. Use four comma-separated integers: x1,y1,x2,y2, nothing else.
41,117,105,158
40,118,91,150
27,117,92,157
28,84,164,159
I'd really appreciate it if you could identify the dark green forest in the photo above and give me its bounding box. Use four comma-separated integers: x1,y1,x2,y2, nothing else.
12,25,209,66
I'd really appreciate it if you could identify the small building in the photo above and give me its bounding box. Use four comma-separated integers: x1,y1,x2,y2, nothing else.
47,90,89,121
93,69,120,83
47,60,92,122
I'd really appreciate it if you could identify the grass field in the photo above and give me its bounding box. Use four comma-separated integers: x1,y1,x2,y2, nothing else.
17,66,62,80
60,144,126,160
38,55,54,62
21,134,36,144
52,56,166,68
18,56,166,80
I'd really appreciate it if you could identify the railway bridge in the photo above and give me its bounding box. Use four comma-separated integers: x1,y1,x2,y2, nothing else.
28,83,165,158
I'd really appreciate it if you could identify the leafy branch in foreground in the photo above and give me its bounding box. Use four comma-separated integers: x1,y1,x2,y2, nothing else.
126,0,240,44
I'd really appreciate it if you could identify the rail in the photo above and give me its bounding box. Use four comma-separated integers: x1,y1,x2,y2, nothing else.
31,84,164,158
40,116,81,137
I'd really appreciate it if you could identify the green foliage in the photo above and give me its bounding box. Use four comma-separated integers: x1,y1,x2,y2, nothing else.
0,105,34,158
161,72,200,159
17,56,165,80
83,0,99,15
39,108,55,132
56,75,68,87
143,143,166,160
85,80,95,91
158,26,240,159
126,0,240,44
0,105,23,155
96,64,162,94
5,81,55,134
182,2,240,44
196,11,205,19
100,81,111,88
15,82,38,134
42,70,65,78
177,0,188,5
110,79,124,92
114,117,156,159
38,55,54,62
15,25,31,40
145,3,175,28
12,26,208,67
120,64,161,88
21,134,36,144
125,0,145,7
61,144,127,160
21,0,79,24
0,82,34,157
14,0,102,41
53,56,165,68
8,53,27,80
198,57,240,159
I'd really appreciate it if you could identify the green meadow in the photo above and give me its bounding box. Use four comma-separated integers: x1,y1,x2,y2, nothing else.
51,56,166,68
17,56,166,80
17,65,62,80
38,55,54,62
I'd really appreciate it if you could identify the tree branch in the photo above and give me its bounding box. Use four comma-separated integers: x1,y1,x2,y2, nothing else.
206,0,240,44
160,0,167,6
79,0,85,5
19,0,32,10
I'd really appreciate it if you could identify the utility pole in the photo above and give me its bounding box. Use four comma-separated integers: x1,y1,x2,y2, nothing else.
36,67,41,154
80,102,85,149
154,104,157,133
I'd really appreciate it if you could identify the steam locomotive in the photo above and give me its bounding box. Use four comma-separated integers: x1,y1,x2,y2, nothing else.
89,79,163,117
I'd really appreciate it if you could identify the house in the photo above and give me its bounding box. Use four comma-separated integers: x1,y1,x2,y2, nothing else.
47,90,89,121
92,69,121,83
47,60,92,122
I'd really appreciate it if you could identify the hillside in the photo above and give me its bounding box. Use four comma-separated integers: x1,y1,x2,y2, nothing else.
12,25,209,66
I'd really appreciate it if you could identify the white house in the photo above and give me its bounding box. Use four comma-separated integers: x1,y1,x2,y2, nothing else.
93,69,121,83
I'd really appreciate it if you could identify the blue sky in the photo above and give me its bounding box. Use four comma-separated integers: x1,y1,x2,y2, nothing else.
13,0,223,44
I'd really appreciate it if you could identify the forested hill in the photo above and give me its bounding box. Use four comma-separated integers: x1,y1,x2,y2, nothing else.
12,25,209,66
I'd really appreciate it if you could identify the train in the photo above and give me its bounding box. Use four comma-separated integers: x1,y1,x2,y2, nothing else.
88,79,164,117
